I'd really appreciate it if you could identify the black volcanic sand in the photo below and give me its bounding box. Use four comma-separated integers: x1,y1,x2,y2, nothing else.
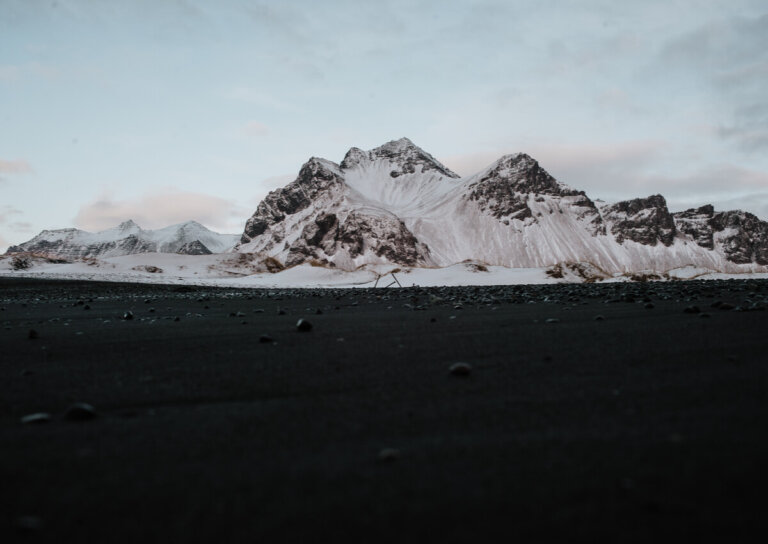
2,277,768,543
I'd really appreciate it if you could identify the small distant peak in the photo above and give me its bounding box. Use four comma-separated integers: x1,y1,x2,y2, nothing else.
178,220,205,229
118,219,139,230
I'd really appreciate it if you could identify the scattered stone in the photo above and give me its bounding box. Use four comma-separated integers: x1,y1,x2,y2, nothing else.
449,362,472,376
259,335,274,343
377,448,400,462
594,315,605,321
20,413,51,424
83,304,91,310
174,316,180,322
296,318,313,332
644,303,654,309
545,318,560,323
28,329,38,339
63,403,97,421
699,312,711,318
683,305,700,314
122,311,134,320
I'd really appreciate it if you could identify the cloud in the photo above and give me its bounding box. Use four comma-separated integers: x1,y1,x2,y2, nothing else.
74,189,251,234
8,221,33,232
222,87,297,111
0,159,32,174
0,205,23,224
660,13,768,151
244,120,269,137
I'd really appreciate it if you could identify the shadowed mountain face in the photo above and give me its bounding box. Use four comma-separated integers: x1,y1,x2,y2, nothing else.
7,220,238,259
238,138,768,273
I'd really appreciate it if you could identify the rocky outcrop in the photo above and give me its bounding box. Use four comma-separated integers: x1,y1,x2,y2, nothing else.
710,210,768,265
674,205,715,249
285,211,431,267
465,154,605,234
240,158,344,244
177,240,212,255
603,195,676,246
672,206,768,264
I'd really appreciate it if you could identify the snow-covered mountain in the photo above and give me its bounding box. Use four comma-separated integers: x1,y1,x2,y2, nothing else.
238,137,768,274
7,220,238,259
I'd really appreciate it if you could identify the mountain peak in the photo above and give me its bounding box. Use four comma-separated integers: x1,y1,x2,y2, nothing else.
341,137,459,178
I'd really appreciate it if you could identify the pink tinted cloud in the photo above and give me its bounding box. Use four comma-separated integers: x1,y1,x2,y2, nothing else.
0,159,33,174
244,121,269,136
440,140,662,178
74,190,250,233
0,206,23,224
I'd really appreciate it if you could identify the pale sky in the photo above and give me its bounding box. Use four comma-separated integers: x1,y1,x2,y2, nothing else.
2,0,768,251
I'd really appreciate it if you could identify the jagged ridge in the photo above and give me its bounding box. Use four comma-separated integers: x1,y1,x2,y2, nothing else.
237,138,768,274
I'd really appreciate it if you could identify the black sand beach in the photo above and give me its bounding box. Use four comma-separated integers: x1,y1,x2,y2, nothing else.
2,277,768,542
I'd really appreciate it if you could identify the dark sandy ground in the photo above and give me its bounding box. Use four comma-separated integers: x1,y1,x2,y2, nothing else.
1,277,767,543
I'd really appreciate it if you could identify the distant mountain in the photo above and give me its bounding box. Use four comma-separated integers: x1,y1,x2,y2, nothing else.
6,220,238,258
237,137,768,273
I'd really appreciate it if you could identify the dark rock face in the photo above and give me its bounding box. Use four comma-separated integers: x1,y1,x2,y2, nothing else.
674,205,716,249
340,138,459,179
673,206,768,264
177,240,212,255
710,211,768,265
604,195,676,246
240,158,345,244
465,154,605,234
285,211,431,267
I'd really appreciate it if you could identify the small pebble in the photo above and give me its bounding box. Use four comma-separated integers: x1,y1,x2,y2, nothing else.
683,306,700,314
122,311,134,320
296,319,312,332
28,329,38,339
449,362,472,376
64,403,97,421
594,315,605,321
259,335,274,343
20,413,51,424
545,318,560,323
377,448,400,462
